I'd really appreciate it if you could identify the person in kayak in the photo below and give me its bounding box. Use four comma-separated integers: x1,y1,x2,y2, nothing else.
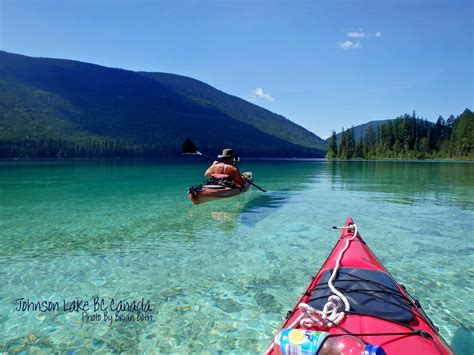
204,148,247,188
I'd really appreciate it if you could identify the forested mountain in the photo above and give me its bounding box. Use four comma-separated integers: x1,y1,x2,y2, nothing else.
333,120,388,144
141,72,327,150
327,110,473,159
0,51,325,158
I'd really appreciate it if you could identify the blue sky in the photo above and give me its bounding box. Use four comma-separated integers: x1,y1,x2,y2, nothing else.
1,0,472,138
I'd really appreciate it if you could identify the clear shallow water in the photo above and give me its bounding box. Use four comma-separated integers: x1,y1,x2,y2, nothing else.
0,159,473,353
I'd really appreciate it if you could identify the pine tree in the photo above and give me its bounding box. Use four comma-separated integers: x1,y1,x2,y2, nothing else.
326,131,338,159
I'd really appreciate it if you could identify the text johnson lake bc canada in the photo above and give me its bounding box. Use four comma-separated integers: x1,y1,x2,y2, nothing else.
15,297,152,313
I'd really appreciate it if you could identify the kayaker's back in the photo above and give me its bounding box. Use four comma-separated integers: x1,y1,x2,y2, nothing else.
204,161,246,187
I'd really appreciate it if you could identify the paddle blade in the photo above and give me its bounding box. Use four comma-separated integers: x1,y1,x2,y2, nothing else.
182,138,199,154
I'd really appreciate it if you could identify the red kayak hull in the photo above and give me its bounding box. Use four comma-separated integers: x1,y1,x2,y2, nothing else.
267,217,453,354
188,182,251,205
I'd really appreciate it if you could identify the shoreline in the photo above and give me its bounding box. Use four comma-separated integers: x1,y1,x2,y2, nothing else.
1,157,473,163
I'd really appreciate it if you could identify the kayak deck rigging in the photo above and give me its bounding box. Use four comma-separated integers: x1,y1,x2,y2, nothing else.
306,267,415,324
266,218,453,354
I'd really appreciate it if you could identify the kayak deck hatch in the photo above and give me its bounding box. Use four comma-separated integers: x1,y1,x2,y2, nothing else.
307,267,414,324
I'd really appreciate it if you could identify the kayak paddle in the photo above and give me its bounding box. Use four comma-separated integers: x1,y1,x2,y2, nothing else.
182,137,206,157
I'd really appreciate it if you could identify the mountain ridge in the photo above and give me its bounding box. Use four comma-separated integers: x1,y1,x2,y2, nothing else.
331,120,388,144
140,71,327,150
0,50,325,158
330,118,436,144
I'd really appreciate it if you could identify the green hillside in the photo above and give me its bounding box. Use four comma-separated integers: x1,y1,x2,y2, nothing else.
0,51,325,158
141,72,327,150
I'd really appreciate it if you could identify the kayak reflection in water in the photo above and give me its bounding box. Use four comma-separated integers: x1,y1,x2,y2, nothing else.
204,148,248,188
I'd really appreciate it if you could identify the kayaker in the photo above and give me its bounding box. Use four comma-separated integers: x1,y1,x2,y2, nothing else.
204,148,247,188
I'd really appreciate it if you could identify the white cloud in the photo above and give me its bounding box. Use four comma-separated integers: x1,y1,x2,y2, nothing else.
338,31,382,50
338,40,361,50
250,88,275,102
347,31,382,38
347,31,366,38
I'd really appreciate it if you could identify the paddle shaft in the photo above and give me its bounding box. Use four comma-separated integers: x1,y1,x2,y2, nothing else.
247,180,267,193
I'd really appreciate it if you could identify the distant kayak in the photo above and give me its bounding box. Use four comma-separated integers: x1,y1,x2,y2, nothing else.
188,172,253,205
266,217,453,354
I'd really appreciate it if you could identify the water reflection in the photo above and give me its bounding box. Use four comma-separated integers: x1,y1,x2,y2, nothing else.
326,161,474,209
194,190,291,230
240,190,290,226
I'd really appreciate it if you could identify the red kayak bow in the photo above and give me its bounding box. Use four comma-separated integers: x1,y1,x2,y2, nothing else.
266,217,453,354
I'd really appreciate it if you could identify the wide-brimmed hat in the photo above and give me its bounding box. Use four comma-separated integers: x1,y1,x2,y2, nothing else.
218,148,236,158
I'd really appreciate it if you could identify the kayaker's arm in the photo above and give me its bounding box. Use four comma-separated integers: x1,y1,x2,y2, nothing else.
229,167,247,187
204,161,220,177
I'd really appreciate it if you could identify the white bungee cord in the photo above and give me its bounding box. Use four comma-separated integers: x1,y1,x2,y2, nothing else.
265,224,358,354
290,224,358,329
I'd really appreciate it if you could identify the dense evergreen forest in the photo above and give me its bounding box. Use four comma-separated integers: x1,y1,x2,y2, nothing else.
327,109,473,160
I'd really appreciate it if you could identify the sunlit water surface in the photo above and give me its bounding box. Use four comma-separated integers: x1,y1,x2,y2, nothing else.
0,160,473,353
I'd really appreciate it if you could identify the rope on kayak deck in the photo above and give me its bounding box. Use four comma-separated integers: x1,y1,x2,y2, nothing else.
265,224,359,355
290,224,359,329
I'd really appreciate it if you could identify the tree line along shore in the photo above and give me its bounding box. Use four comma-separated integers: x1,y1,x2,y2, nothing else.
326,109,473,160
1,106,472,160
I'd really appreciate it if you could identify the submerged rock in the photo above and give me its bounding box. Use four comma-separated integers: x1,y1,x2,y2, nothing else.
215,298,244,313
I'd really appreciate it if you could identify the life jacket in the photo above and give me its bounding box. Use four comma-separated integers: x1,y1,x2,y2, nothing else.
206,173,234,187
211,173,230,179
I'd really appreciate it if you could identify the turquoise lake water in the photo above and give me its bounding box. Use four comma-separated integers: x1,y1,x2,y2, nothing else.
0,159,473,353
